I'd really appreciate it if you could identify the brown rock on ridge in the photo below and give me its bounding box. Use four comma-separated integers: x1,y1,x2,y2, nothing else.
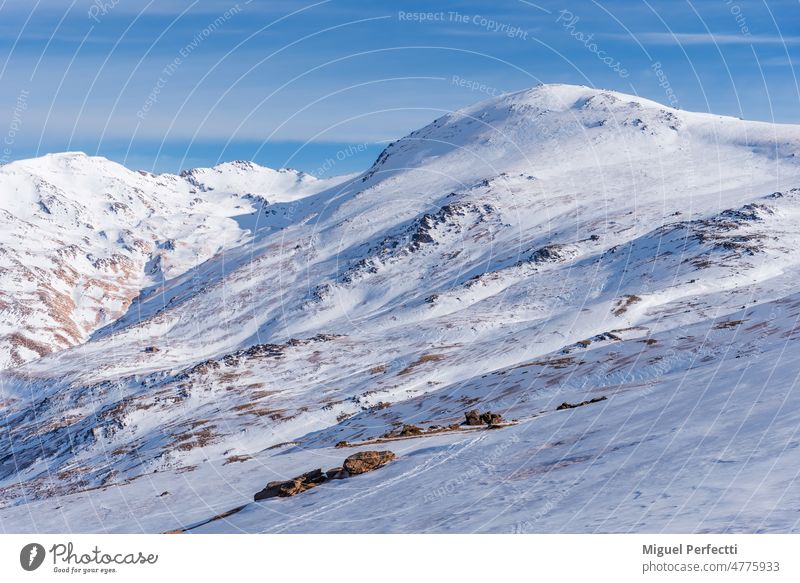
254,451,397,500
254,468,327,501
343,450,396,475
399,424,423,436
464,409,483,426
556,396,608,410
464,409,504,426
480,412,503,426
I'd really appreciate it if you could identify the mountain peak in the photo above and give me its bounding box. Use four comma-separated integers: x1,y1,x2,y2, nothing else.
475,83,670,114
360,83,800,190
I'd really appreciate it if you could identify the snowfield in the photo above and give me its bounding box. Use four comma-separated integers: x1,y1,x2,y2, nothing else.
2,84,800,533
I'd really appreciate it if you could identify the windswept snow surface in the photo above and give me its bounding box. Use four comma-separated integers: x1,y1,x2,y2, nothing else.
3,84,800,533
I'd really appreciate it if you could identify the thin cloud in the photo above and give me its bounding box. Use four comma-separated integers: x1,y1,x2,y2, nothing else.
606,32,800,45
760,55,800,67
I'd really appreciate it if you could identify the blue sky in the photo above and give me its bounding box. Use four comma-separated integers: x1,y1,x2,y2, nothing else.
1,0,799,175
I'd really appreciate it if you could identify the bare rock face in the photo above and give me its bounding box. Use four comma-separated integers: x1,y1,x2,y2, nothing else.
399,424,423,436
556,396,607,410
464,410,504,426
254,453,396,500
480,412,504,426
464,410,483,425
254,468,326,501
342,451,396,475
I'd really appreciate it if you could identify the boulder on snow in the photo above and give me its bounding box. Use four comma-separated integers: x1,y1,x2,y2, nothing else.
464,410,504,426
254,468,326,501
342,450,396,475
399,424,423,436
480,411,504,426
254,452,396,499
464,409,483,426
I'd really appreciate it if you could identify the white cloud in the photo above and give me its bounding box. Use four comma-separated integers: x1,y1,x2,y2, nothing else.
607,32,800,45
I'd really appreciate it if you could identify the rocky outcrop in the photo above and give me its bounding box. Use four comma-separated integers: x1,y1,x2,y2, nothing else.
254,468,327,501
464,410,504,426
525,243,578,265
556,396,607,410
342,451,396,475
398,424,423,436
254,451,396,501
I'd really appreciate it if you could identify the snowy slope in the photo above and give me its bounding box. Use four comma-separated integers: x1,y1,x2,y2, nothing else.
2,84,800,533
0,154,348,370
181,159,356,203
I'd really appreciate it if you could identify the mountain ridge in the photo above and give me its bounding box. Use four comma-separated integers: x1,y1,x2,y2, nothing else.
2,84,800,533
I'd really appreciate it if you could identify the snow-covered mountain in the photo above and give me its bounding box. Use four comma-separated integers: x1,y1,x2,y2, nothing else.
0,155,349,370
3,84,800,533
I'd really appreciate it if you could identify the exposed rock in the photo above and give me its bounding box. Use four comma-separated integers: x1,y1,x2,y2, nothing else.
480,412,504,426
464,409,483,426
143,346,159,353
254,452,395,500
343,450,396,475
556,396,607,411
254,468,327,501
464,410,504,426
254,453,396,500
399,424,423,436
612,295,641,316
527,243,576,265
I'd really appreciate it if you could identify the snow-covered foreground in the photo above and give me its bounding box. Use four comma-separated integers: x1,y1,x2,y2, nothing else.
2,84,800,533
